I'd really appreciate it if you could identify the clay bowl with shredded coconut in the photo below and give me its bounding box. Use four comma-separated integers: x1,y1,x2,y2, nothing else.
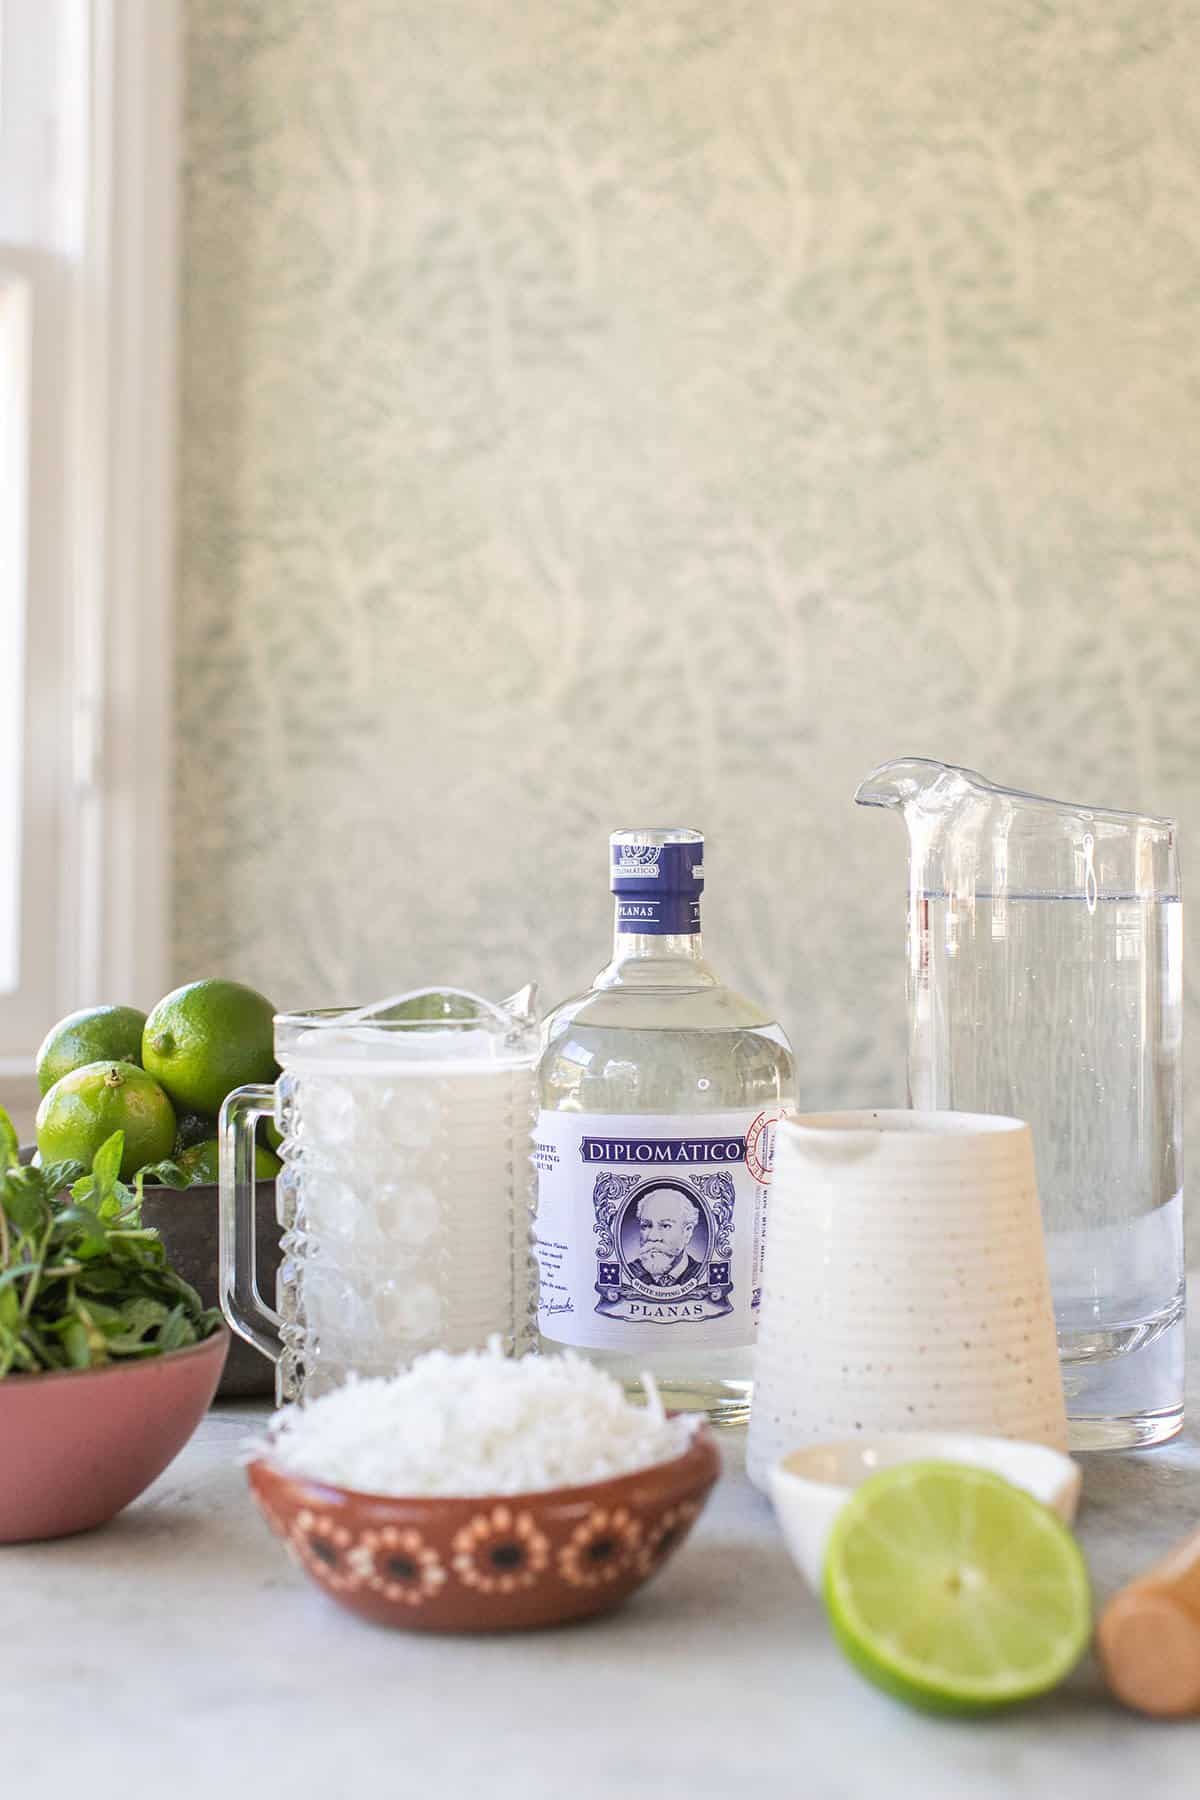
247,1347,720,1632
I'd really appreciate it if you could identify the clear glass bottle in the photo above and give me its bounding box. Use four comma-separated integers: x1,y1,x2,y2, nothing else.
534,829,795,1426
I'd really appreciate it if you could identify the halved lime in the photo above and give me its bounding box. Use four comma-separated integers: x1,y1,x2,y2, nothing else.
823,1460,1091,1714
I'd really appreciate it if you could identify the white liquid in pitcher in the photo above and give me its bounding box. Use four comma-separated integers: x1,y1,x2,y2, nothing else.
275,1034,536,1402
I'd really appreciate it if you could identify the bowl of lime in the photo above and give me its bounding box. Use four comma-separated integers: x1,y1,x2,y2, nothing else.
32,982,283,1398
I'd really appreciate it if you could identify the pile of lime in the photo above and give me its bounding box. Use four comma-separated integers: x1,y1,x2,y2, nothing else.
34,981,281,1189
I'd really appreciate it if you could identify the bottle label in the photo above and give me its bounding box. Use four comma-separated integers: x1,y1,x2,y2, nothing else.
534,1107,783,1350
611,839,704,935
615,895,701,935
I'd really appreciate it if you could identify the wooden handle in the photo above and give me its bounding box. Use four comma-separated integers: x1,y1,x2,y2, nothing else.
1098,1527,1200,1717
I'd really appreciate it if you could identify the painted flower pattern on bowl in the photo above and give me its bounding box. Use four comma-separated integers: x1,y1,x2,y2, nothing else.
637,1500,701,1574
452,1505,551,1594
356,1525,447,1606
558,1506,643,1588
292,1508,359,1592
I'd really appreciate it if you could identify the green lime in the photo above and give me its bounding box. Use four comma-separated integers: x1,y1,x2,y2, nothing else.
36,1005,148,1096
142,979,277,1117
173,1138,280,1187
823,1461,1091,1714
173,1111,215,1154
35,1061,176,1181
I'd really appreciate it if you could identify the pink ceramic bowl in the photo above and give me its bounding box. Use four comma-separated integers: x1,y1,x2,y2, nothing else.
0,1325,229,1543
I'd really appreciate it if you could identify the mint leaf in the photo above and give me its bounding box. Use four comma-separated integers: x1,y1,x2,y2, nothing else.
157,1304,194,1352
137,1159,191,1188
42,1159,86,1197
90,1131,124,1203
62,1319,91,1368
4,1169,49,1240
50,1206,109,1259
113,1297,168,1341
0,1106,19,1172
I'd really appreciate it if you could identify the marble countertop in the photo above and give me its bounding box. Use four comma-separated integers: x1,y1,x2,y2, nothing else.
6,1356,1200,1799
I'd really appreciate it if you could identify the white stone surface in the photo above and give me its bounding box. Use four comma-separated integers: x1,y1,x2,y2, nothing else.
5,1357,1200,1797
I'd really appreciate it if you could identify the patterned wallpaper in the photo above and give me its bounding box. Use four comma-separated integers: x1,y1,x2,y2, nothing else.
179,1,1200,1138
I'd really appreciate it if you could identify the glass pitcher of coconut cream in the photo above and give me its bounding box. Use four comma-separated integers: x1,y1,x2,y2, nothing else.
219,987,539,1403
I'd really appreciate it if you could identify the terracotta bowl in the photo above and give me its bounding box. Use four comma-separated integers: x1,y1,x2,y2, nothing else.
0,1325,230,1544
248,1425,721,1632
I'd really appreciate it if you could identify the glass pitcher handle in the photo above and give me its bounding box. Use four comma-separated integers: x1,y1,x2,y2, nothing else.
219,1083,282,1364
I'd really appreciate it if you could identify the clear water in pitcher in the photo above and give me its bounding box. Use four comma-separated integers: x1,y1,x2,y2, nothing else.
919,890,1184,1448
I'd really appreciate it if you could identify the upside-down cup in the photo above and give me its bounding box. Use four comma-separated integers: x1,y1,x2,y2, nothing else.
746,1111,1067,1488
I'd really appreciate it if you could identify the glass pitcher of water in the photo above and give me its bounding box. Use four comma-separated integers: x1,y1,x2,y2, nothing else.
219,987,539,1404
857,758,1183,1449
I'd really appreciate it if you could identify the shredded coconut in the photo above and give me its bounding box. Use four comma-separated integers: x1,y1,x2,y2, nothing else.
256,1343,699,1496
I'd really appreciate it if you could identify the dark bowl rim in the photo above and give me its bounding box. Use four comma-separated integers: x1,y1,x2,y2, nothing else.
248,1417,720,1512
0,1320,229,1390
137,1179,275,1197
17,1145,274,1198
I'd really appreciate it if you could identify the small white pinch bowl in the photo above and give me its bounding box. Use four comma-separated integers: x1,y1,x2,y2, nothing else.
770,1432,1082,1592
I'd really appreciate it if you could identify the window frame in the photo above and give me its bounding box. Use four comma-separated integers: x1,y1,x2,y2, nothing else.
0,0,179,1069
0,264,32,999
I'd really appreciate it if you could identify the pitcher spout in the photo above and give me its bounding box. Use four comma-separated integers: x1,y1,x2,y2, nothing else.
501,982,539,1029
854,757,987,812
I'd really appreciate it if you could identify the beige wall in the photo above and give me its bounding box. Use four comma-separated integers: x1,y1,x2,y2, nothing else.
179,1,1200,1136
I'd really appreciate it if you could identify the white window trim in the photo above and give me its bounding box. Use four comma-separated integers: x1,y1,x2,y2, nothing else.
0,267,32,999
67,0,179,1026
0,1,179,1073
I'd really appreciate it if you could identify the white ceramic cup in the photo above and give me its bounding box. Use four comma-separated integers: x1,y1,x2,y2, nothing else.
769,1432,1082,1591
746,1110,1068,1488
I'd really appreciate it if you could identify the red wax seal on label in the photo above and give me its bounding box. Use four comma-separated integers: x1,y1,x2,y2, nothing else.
745,1109,783,1184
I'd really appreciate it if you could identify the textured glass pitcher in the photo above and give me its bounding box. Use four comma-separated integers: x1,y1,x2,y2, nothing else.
219,987,539,1404
857,758,1184,1450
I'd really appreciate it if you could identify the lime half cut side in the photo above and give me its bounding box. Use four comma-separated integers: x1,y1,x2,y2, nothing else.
823,1460,1091,1714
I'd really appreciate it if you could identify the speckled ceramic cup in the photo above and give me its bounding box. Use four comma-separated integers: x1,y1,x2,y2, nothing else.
746,1111,1068,1488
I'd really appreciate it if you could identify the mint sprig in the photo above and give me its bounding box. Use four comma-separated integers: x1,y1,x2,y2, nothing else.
0,1108,221,1377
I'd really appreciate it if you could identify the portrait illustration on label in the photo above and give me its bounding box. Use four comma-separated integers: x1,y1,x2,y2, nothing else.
592,1169,735,1323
